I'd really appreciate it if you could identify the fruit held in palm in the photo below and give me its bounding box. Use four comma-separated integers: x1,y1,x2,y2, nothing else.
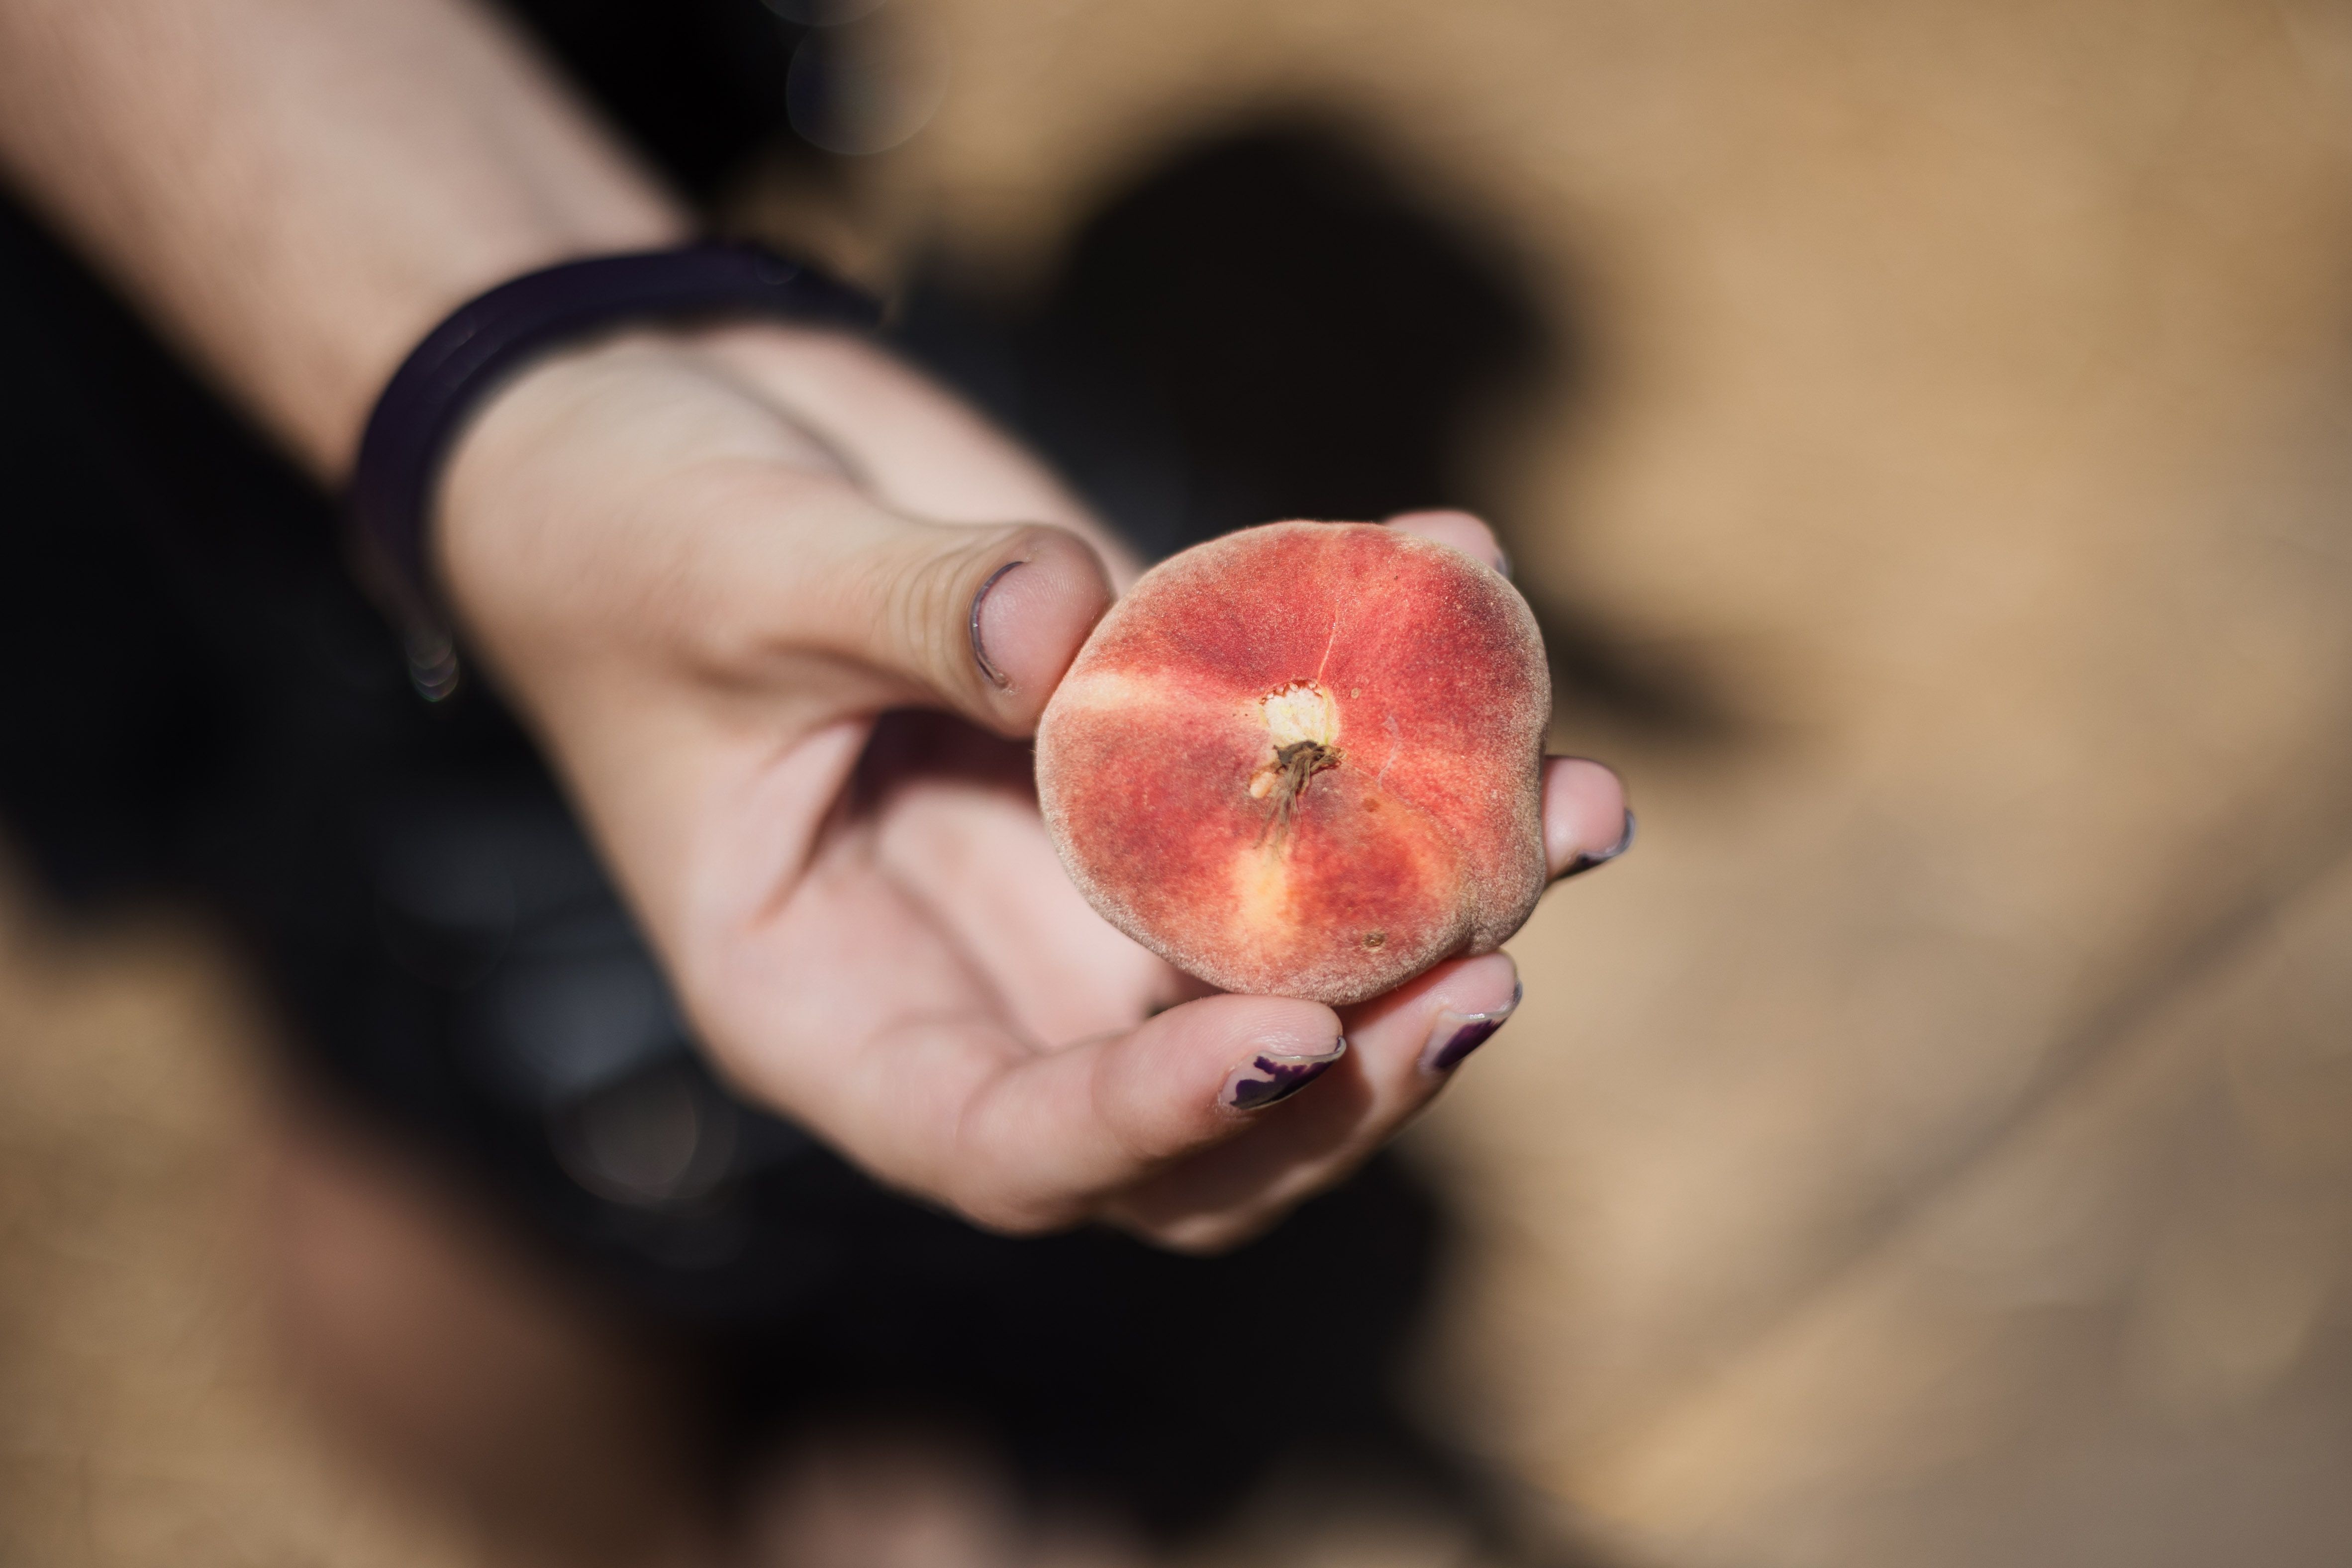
1037,521,1550,1005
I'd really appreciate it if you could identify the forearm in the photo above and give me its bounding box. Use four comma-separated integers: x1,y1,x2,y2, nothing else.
0,0,688,476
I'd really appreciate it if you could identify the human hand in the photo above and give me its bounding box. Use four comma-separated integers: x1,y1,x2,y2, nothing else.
436,323,1629,1251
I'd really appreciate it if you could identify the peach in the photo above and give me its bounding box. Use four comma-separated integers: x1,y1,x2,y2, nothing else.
1037,520,1550,1005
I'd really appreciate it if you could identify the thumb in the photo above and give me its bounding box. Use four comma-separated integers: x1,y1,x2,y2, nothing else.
814,512,1114,735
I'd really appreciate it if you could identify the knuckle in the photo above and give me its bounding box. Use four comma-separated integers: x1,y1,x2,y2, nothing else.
920,570,976,692
948,1181,1083,1238
882,528,991,696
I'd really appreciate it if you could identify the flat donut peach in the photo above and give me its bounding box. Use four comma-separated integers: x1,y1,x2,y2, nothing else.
1036,520,1550,1005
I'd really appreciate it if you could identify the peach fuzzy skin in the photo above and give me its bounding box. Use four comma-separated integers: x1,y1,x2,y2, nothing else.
1036,520,1550,1005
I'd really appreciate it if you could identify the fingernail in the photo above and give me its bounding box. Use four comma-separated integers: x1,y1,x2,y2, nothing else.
1494,546,1514,580
1221,1039,1346,1111
970,561,1021,690
1558,807,1636,881
1420,980,1522,1075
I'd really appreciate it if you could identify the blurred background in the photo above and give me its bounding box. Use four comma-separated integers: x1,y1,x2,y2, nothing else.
7,0,2352,1564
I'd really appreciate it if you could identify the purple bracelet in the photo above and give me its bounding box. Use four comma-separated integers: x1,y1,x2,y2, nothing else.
347,243,882,699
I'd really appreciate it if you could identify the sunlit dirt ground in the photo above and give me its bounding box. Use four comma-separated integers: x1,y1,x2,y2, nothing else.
10,1,2352,1564
0,885,484,1565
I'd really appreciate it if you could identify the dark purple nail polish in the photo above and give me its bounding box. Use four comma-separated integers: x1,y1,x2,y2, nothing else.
1220,1041,1346,1111
1559,807,1636,881
1418,980,1522,1075
971,560,1021,690
1427,1019,1502,1073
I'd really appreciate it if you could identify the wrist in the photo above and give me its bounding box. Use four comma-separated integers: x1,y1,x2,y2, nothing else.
319,213,694,478
345,244,883,697
431,326,834,607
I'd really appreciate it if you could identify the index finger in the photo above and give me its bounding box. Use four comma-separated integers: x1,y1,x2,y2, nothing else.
817,992,1343,1235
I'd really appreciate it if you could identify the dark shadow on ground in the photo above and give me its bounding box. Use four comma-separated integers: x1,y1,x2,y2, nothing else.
897,117,1733,743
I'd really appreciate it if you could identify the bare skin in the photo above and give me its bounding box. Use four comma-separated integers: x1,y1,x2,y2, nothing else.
0,0,1629,1251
